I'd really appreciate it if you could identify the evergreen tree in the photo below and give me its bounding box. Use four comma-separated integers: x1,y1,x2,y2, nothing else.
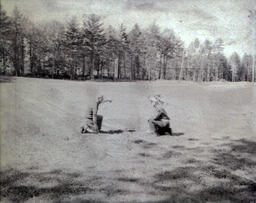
43,21,66,78
64,17,81,79
229,52,241,82
241,54,253,81
11,6,26,76
82,14,105,79
0,2,12,74
144,23,161,80
129,24,143,80
119,24,129,79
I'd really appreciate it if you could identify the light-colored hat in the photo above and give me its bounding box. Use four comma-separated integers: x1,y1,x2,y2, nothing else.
149,95,167,105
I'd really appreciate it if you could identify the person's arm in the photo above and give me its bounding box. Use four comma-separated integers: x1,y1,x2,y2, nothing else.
154,108,170,120
159,108,170,120
100,99,112,104
154,111,162,120
150,108,162,121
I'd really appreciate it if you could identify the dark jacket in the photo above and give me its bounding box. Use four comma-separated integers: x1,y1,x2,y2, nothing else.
154,108,170,121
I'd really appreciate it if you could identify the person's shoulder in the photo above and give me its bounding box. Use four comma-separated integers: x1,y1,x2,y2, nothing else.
158,107,167,112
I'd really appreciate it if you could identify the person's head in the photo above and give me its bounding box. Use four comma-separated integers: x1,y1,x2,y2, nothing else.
97,95,104,103
149,95,164,108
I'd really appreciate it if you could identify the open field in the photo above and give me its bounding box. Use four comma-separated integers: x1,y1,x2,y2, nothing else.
1,77,256,202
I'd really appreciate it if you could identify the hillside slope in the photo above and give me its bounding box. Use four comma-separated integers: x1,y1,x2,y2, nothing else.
1,77,255,202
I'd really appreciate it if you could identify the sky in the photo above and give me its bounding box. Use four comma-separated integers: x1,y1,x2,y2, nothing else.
1,0,256,57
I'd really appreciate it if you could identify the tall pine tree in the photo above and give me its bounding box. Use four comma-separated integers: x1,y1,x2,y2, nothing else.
82,14,105,80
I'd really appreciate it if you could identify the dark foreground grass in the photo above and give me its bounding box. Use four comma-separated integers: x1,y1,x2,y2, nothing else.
1,139,255,202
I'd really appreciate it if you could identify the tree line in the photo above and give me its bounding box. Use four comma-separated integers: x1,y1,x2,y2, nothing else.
0,4,254,82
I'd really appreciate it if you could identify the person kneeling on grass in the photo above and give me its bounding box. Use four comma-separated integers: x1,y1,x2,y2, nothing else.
81,96,112,133
148,95,172,136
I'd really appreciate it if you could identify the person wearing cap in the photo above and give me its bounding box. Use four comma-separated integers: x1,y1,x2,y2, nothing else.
148,95,172,136
81,96,112,133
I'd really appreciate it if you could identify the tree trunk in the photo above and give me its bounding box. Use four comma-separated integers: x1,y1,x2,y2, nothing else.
136,55,139,79
29,39,33,75
107,60,110,77
52,50,56,79
123,52,126,79
91,52,95,80
247,64,250,82
215,65,219,81
143,55,146,80
14,33,19,76
21,37,25,76
232,65,235,82
185,68,188,80
118,53,121,79
130,54,133,80
97,61,100,77
179,51,185,80
207,64,210,82
159,54,162,79
252,27,255,83
207,57,212,82
163,55,168,79
82,56,85,77
198,55,204,82
100,62,102,79
2,48,6,74
162,55,165,79
253,55,255,83
193,67,197,81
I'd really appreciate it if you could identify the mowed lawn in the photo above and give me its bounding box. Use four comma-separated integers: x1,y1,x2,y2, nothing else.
1,77,256,202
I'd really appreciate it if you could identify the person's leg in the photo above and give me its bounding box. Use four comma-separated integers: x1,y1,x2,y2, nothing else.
148,119,156,132
151,120,172,136
81,126,85,133
148,119,163,135
167,127,172,135
97,115,103,131
83,119,97,133
162,122,172,135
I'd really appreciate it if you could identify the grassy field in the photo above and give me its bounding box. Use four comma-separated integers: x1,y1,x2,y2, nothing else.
0,77,256,202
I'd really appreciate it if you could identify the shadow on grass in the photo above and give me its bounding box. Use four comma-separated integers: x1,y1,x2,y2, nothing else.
2,139,255,202
133,139,145,144
0,169,91,202
150,139,256,203
100,129,136,134
213,152,256,170
231,138,256,155
188,138,199,141
172,132,185,136
0,168,131,202
172,145,185,149
138,152,151,157
100,129,124,134
213,139,256,170
154,167,197,182
157,132,185,137
132,139,158,150
163,150,182,159
152,166,256,203
117,177,140,183
143,142,158,149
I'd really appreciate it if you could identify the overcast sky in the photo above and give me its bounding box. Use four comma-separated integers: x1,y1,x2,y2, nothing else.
2,0,256,57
